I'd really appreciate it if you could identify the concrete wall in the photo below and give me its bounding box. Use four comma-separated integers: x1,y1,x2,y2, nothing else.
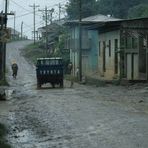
70,27,98,78
70,26,79,76
70,50,79,76
98,30,120,80
88,30,98,75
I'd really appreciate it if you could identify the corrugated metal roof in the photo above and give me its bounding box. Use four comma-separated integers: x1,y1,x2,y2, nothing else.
82,14,121,22
65,14,122,25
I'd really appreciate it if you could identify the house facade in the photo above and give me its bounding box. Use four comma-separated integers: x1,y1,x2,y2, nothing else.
8,27,20,40
120,18,148,81
67,24,98,77
38,23,63,54
98,29,120,80
66,15,148,81
65,14,120,78
96,18,148,81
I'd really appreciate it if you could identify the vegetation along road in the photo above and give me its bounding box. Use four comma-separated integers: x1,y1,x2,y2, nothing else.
0,40,148,148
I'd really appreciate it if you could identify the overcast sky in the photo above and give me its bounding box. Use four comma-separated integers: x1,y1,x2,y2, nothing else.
0,0,68,39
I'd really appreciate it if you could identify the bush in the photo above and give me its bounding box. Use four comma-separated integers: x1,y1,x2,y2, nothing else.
0,123,11,148
21,43,47,64
0,79,9,86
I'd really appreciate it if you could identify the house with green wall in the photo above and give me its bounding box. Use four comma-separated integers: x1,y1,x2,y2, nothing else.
65,14,120,79
65,14,148,81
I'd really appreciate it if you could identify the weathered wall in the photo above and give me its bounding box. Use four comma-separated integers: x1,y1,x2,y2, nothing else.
70,26,99,77
98,30,120,80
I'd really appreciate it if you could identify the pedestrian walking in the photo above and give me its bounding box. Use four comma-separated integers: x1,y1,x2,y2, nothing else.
76,67,79,80
68,62,73,74
11,61,18,79
68,62,73,88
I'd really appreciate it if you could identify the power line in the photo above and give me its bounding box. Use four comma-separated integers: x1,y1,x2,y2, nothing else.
29,3,40,44
10,0,31,12
38,6,55,52
23,22,44,33
8,0,67,20
7,0,68,38
12,19,43,32
8,12,33,19
9,11,42,20
23,20,43,32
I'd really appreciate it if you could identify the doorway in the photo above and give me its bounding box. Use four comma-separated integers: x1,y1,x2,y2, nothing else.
103,41,106,72
126,53,139,80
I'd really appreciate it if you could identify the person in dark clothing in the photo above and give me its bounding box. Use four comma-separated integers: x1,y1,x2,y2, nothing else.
11,62,18,79
68,62,73,87
68,62,73,74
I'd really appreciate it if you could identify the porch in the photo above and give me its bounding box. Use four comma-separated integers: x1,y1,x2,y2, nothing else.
121,18,148,81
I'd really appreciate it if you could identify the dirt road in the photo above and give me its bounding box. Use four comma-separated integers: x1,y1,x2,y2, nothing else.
0,41,148,148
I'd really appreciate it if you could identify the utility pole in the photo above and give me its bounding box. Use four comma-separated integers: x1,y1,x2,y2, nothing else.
39,6,48,54
59,3,61,22
36,31,39,40
0,1,14,80
21,21,23,40
0,12,4,79
49,8,54,24
14,12,16,40
79,0,82,81
45,6,48,54
3,0,8,80
39,7,54,54
29,3,39,44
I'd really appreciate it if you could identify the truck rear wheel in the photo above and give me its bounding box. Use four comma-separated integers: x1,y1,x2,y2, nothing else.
60,81,64,88
37,80,41,89
51,83,55,88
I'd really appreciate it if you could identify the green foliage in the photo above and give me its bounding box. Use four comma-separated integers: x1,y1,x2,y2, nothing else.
66,0,148,19
0,123,11,148
97,0,145,18
128,4,148,18
22,43,48,64
51,31,70,74
26,43,40,50
0,123,6,137
66,0,98,19
0,79,9,86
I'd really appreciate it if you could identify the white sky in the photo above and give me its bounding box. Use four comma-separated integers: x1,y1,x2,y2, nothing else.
0,0,68,39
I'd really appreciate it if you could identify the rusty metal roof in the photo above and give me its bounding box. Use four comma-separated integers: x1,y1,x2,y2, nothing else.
82,14,121,22
65,14,121,25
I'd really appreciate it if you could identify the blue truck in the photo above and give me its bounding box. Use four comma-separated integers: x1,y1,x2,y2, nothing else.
36,57,64,88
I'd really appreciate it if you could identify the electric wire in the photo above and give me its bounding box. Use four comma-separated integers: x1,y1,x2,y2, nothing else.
10,0,31,12
7,0,67,38
8,0,67,20
14,20,44,33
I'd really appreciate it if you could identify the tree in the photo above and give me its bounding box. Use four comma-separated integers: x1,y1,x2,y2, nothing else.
128,4,148,18
66,0,98,19
97,0,144,18
66,0,148,20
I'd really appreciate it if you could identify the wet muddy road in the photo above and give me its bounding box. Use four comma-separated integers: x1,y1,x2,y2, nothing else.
0,41,148,148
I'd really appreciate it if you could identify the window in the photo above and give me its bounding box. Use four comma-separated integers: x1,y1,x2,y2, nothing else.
126,37,132,49
115,39,118,74
132,38,138,49
126,37,138,49
109,40,111,57
99,41,101,56
103,41,106,72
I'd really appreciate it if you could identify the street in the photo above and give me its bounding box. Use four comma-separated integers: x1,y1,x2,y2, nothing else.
0,41,148,148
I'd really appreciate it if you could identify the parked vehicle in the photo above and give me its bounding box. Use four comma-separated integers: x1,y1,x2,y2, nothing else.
36,57,64,88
